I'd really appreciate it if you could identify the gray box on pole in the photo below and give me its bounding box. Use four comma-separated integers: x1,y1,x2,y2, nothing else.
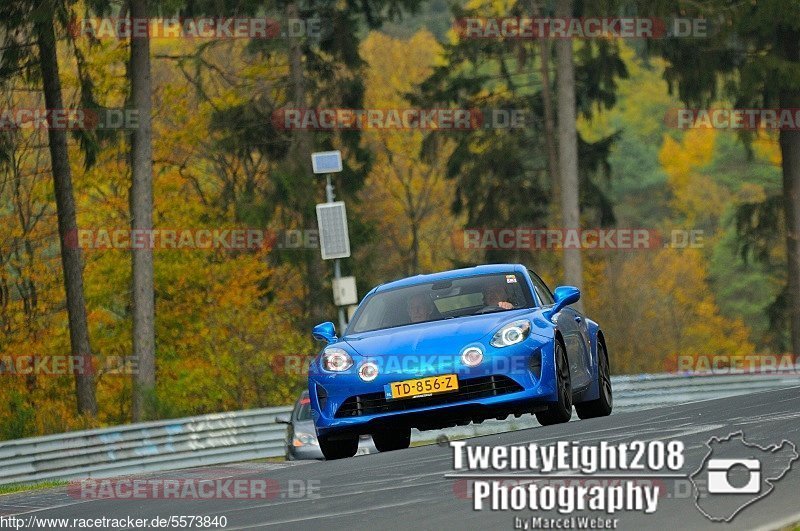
332,276,358,306
316,201,351,260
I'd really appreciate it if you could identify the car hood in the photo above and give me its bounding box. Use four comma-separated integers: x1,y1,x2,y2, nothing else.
343,309,532,356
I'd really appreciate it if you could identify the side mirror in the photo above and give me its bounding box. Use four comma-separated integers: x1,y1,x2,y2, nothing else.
275,414,291,424
312,321,337,344
547,286,581,317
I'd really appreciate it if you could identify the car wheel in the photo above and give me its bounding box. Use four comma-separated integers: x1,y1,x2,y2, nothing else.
318,434,359,460
575,340,613,419
372,427,411,452
536,340,573,426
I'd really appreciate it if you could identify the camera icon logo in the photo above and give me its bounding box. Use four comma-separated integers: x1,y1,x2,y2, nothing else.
706,458,761,494
690,431,798,522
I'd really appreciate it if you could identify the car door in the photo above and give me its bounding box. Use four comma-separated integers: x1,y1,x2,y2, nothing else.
528,271,592,389
557,306,592,389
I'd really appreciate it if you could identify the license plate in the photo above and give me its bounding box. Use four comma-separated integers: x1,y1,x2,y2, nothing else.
384,374,459,400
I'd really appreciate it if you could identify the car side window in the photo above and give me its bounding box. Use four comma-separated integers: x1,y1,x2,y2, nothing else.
528,270,555,306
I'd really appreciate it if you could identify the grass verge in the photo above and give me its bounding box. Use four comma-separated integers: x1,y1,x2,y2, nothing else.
0,480,68,496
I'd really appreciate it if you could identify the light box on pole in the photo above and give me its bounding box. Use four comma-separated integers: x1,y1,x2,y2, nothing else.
311,150,343,174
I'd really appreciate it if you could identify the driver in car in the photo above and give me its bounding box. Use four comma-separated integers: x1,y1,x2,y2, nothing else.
407,293,437,323
484,283,514,310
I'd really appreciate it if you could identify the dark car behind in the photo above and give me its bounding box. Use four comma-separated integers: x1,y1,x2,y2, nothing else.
277,391,376,460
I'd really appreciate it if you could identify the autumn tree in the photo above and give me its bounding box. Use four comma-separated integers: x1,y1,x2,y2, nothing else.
33,0,98,415
0,0,126,424
647,0,800,359
415,0,625,266
176,0,426,327
357,31,464,279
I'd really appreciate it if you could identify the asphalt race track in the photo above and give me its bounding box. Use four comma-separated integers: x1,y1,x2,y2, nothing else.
2,385,800,531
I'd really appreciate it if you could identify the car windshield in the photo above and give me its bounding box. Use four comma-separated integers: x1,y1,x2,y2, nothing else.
294,398,312,421
348,272,534,334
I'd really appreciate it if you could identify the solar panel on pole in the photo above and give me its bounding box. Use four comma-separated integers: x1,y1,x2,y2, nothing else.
316,201,351,260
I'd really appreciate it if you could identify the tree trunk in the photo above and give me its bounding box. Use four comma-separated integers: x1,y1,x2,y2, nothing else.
288,2,327,327
533,0,559,192
410,221,420,275
129,0,156,421
780,93,800,362
554,0,584,311
34,10,97,416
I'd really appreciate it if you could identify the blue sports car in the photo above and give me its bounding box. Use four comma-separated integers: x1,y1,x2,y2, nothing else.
307,264,612,459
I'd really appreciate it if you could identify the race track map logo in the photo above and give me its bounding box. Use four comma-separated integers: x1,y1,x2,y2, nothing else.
690,431,798,522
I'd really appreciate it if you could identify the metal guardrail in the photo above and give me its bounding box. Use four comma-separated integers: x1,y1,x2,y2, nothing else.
0,371,797,486
0,406,291,486
424,369,800,442
611,370,800,411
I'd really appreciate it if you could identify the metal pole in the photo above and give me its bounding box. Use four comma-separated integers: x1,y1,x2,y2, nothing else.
326,175,347,333
325,174,335,203
334,259,346,332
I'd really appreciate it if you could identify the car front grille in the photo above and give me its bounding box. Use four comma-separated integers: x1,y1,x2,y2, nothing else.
334,375,524,418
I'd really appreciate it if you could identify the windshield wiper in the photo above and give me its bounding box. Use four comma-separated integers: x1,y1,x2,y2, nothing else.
472,306,506,315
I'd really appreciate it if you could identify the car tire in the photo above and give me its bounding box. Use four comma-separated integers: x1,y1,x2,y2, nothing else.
318,435,359,460
372,427,411,452
536,340,573,426
575,340,613,419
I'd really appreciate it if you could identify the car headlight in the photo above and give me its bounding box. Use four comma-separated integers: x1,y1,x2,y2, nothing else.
461,346,484,367
491,319,531,348
292,432,318,447
358,361,379,382
322,347,353,371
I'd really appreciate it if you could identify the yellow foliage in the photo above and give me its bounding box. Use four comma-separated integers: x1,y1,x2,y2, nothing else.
357,31,467,278
0,6,774,439
659,128,728,225
752,133,782,167
0,34,312,436
578,41,674,143
585,250,754,374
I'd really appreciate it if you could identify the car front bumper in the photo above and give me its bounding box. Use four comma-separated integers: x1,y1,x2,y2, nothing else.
287,443,324,460
309,341,557,439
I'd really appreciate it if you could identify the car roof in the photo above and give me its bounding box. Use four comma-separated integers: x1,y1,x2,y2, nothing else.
373,264,527,293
